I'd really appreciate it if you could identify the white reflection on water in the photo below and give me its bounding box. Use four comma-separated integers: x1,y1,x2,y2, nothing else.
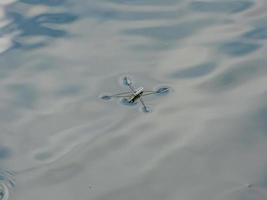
0,1,16,54
1,0,267,200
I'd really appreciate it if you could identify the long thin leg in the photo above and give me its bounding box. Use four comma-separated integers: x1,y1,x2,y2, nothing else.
139,96,151,112
128,84,136,93
110,91,132,97
142,91,157,96
123,76,136,93
108,91,155,98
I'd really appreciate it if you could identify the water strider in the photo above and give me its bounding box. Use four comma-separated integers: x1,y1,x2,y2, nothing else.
101,76,170,113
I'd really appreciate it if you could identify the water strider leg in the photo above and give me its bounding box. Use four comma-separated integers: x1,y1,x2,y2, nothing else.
139,96,151,113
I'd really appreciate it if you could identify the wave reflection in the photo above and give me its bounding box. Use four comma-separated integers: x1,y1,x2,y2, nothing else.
190,1,254,14
0,0,78,54
0,170,15,200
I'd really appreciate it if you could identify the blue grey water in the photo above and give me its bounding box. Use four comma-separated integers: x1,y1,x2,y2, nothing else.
0,0,267,199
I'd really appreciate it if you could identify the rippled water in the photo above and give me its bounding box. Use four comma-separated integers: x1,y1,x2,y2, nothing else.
1,0,267,199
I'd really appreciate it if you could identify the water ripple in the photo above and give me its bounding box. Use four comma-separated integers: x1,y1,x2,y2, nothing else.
0,170,15,200
108,0,181,6
243,18,267,40
0,1,78,53
6,83,38,109
219,41,261,56
0,183,8,200
123,19,216,41
4,11,77,37
200,59,267,92
88,9,181,21
0,0,267,199
171,62,217,79
190,1,254,14
0,146,11,160
244,27,267,40
20,0,66,6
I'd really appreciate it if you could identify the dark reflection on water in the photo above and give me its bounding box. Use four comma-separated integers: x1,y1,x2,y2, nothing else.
245,27,267,40
88,9,181,21
20,0,66,6
13,41,46,50
124,20,215,41
1,1,78,52
171,63,216,79
3,11,77,37
219,41,261,56
7,84,38,109
34,13,77,24
243,19,267,40
200,59,267,92
108,0,181,6
190,1,254,13
0,146,11,160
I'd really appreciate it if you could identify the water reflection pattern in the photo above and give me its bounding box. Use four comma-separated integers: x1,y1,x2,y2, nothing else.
0,0,77,53
0,0,267,200
0,170,15,200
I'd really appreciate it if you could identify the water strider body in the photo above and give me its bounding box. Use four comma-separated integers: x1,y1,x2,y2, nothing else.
101,76,170,113
128,87,144,103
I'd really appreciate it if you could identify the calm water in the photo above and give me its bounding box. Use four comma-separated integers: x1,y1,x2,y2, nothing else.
1,0,267,199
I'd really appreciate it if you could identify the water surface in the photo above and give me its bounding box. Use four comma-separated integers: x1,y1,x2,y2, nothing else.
1,0,267,199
